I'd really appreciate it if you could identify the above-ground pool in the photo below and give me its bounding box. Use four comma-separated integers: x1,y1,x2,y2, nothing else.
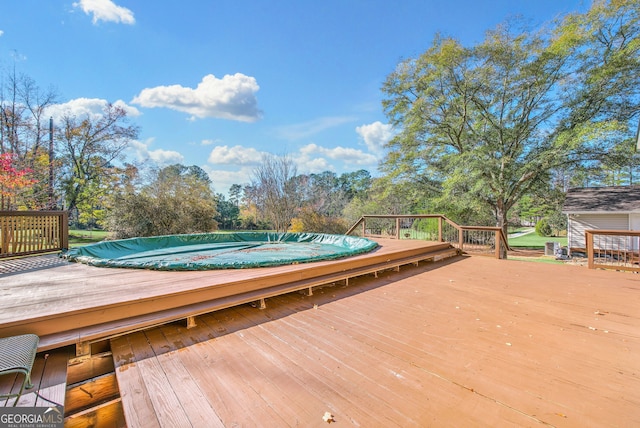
63,232,378,271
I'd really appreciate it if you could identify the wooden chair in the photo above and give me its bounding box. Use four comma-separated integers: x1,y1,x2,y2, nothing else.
0,334,39,406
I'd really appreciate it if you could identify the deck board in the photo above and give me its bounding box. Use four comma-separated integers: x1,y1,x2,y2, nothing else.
3,240,639,426
142,327,224,427
110,334,162,428
0,239,450,350
111,256,640,427
0,347,69,408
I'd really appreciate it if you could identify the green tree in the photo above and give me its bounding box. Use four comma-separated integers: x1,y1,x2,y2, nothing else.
107,164,218,238
0,69,59,208
58,103,138,221
229,183,243,208
307,171,349,217
289,206,348,234
338,169,372,200
560,0,639,135
381,0,639,245
597,138,640,185
341,176,431,228
535,218,553,237
214,193,240,230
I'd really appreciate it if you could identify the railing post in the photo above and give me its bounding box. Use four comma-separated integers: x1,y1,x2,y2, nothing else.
586,231,594,269
61,211,69,251
361,218,366,237
459,228,464,252
438,216,443,242
396,218,400,239
495,230,501,259
0,216,7,255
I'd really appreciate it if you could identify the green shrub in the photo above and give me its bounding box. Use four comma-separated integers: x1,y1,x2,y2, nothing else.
289,207,348,234
535,218,553,237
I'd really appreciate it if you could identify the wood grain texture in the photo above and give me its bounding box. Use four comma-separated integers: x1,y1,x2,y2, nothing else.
0,239,453,351
64,399,126,428
0,347,69,408
111,257,640,427
64,372,119,415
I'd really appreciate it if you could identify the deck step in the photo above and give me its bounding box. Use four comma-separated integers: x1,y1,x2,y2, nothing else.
36,245,459,353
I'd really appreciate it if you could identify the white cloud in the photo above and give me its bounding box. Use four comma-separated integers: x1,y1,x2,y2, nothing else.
205,142,379,193
46,98,140,121
132,73,262,122
129,139,184,165
356,121,395,154
201,139,222,146
274,116,356,140
298,156,333,173
300,143,378,165
0,30,4,37
293,143,379,174
73,0,135,25
201,165,253,195
207,145,266,165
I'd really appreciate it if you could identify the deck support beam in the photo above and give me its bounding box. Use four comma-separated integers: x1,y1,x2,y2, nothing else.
76,341,91,359
259,298,266,309
186,316,197,329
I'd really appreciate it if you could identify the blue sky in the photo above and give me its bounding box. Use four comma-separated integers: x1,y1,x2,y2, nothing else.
1,0,586,195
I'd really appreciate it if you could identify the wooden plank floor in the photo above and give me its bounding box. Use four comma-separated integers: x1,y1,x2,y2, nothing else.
112,256,640,427
0,239,450,350
0,346,69,408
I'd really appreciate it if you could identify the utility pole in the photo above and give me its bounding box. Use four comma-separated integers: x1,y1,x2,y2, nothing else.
48,116,55,209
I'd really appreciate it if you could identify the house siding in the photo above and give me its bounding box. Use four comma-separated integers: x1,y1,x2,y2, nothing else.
568,214,629,252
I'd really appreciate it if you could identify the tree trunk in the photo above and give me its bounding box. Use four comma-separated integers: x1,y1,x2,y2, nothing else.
495,203,509,259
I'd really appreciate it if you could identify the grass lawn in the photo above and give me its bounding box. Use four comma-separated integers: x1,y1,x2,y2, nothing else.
508,230,566,248
507,256,566,264
69,229,109,247
507,226,532,234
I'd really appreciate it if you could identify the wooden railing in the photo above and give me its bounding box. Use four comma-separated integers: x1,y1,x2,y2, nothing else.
346,214,510,259
0,211,69,258
585,229,640,272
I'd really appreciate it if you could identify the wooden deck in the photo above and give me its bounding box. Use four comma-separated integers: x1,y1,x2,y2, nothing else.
1,239,639,426
111,256,640,427
0,239,455,351
0,346,69,407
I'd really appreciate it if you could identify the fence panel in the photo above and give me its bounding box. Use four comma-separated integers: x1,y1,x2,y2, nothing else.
0,211,69,258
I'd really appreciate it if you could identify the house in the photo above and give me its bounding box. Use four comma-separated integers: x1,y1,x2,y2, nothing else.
562,186,640,255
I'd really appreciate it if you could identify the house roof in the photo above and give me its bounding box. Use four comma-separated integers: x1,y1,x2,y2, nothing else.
562,186,640,213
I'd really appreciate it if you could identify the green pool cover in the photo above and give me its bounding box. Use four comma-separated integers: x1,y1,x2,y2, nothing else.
63,232,378,270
